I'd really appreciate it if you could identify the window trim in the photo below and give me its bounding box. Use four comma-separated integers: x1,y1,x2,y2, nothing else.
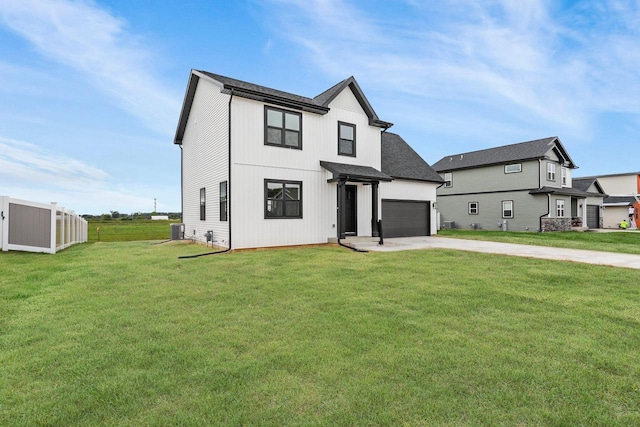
337,121,356,157
505,163,522,174
444,172,453,188
547,162,556,181
502,200,514,219
468,202,479,215
219,181,228,222
556,199,565,217
199,187,206,221
264,106,302,149
264,179,303,219
561,167,568,185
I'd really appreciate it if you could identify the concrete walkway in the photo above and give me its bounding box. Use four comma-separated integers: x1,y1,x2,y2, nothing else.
347,236,640,270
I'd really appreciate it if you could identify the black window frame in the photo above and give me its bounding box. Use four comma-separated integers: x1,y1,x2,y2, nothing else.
264,106,302,149
264,179,303,219
219,181,228,222
502,200,514,219
468,202,479,215
199,187,206,221
338,121,356,157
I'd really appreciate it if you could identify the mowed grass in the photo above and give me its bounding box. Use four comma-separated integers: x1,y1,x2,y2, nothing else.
87,220,174,242
439,229,640,255
2,242,640,426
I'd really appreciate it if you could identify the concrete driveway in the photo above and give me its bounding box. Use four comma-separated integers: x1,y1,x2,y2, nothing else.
347,236,640,270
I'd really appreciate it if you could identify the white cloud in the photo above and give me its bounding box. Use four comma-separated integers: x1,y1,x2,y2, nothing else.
0,136,174,214
257,0,640,142
0,0,180,136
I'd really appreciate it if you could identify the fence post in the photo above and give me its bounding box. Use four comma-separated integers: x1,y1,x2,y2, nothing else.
1,196,8,252
50,202,57,254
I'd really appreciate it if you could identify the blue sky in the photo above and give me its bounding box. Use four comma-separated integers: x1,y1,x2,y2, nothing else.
1,0,639,215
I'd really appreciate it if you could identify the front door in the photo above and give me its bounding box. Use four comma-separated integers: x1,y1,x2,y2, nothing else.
344,185,357,235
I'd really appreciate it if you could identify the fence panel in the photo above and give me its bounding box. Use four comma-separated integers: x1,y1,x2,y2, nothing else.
0,196,87,254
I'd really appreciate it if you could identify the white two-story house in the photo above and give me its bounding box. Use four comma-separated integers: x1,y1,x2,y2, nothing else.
173,70,443,249
432,137,601,232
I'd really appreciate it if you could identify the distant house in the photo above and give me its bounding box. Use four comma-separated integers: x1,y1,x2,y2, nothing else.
173,70,443,249
576,172,640,228
432,137,598,232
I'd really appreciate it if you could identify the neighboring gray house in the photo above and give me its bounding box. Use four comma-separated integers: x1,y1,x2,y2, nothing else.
575,172,640,229
432,137,597,232
173,70,443,249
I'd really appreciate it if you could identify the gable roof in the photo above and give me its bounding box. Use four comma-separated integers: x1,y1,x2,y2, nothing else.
174,70,392,144
603,196,637,206
432,137,578,172
381,132,444,183
572,177,606,195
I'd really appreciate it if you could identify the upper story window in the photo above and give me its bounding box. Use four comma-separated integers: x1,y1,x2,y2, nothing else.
265,179,302,219
505,163,522,174
502,200,514,218
200,188,206,221
265,106,301,149
338,122,356,156
468,202,479,215
561,167,568,185
556,199,565,217
547,163,556,181
219,181,228,222
444,173,453,188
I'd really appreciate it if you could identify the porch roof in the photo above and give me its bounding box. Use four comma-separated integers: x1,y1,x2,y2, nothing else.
529,186,593,198
320,161,392,183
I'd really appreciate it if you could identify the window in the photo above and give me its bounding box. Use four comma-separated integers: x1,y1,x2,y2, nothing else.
199,188,206,221
556,199,565,217
444,173,453,188
265,106,301,149
338,122,356,156
468,202,479,215
505,163,522,174
561,167,568,185
502,200,514,218
547,163,556,181
265,179,302,218
219,181,227,222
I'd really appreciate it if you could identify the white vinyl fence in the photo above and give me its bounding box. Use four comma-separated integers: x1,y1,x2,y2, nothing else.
0,196,87,254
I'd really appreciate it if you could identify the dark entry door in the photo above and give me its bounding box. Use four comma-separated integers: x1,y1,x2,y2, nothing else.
344,185,357,235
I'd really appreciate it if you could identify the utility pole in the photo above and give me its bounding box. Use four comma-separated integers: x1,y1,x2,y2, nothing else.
154,198,157,212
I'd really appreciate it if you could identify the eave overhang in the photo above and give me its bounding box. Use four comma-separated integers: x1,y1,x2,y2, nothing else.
320,161,392,183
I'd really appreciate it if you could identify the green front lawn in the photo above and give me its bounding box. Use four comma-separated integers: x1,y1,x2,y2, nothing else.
438,229,640,255
2,242,640,425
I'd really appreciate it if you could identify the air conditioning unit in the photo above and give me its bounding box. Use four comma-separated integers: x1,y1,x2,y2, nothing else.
170,223,184,240
470,223,479,230
442,221,455,229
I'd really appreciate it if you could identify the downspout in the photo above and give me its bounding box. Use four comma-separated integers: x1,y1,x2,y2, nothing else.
539,193,550,232
179,89,234,259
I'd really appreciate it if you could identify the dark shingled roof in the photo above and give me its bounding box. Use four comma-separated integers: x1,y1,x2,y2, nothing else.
529,186,593,198
604,196,636,205
432,137,577,172
381,132,444,183
320,161,392,182
572,177,606,195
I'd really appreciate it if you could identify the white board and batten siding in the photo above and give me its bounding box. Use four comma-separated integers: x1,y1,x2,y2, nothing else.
380,180,439,235
180,77,230,246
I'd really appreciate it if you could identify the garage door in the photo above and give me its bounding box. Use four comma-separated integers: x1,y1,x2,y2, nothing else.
586,205,600,229
382,199,430,237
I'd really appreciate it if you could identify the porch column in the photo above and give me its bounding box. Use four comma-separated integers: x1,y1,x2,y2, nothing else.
371,181,379,237
338,180,346,239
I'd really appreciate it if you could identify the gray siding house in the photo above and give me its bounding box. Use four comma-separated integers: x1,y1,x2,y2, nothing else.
432,137,597,232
